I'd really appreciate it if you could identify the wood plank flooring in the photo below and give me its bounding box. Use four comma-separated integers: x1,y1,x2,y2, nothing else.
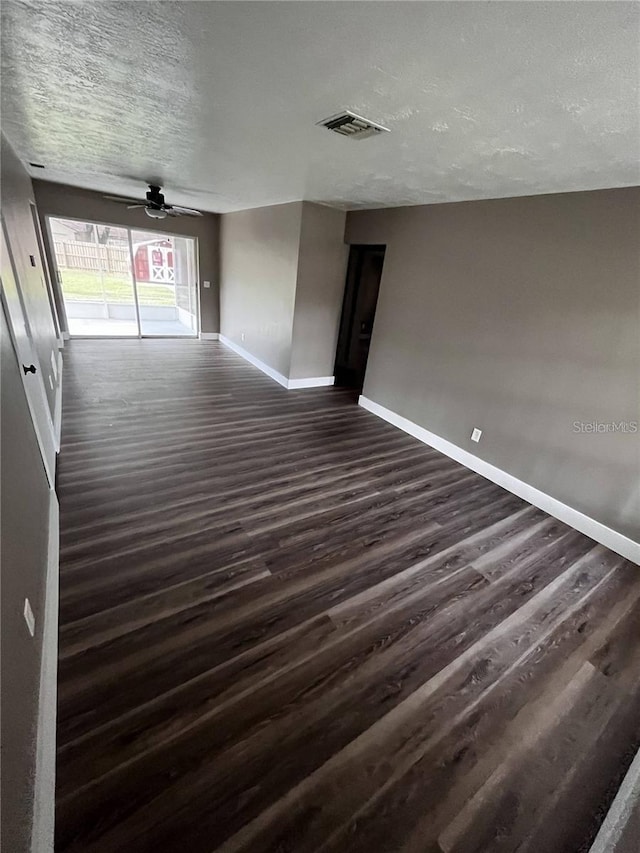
56,339,640,853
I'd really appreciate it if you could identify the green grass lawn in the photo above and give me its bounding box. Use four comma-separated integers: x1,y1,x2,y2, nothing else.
60,269,176,306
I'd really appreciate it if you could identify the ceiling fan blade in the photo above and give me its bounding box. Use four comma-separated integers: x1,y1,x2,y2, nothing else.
168,205,203,216
103,194,143,204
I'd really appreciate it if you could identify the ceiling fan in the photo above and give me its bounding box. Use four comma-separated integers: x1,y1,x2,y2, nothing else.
103,184,203,219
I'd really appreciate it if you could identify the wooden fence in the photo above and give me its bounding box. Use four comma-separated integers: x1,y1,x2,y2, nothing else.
54,240,130,274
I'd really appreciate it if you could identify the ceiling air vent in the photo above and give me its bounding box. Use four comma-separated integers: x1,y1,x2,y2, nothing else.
317,110,390,140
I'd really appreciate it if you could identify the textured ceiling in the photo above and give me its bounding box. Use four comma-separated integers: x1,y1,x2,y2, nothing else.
2,1,639,213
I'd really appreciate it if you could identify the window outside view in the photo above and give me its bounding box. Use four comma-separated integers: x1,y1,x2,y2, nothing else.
49,217,198,337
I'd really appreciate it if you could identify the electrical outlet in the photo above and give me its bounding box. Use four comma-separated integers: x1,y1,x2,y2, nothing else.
24,598,35,637
471,427,482,443
241,332,245,342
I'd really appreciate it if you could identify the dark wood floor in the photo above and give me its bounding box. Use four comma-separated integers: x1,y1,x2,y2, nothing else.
56,339,640,853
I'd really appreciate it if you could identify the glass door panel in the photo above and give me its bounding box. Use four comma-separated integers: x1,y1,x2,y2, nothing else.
48,217,139,337
130,230,198,337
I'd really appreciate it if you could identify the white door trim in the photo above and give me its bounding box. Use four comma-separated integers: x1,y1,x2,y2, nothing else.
53,351,63,451
0,220,56,485
30,490,59,853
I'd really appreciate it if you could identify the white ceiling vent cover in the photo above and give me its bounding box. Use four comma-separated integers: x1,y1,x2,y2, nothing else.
317,110,390,140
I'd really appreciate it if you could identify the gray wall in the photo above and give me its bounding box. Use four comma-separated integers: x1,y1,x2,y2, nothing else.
2,137,61,414
220,202,303,377
346,187,640,541
32,179,220,334
289,204,348,380
0,144,58,853
1,306,52,853
220,201,348,380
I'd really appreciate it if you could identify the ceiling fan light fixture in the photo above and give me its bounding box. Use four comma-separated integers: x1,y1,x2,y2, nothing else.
103,184,202,217
145,206,168,219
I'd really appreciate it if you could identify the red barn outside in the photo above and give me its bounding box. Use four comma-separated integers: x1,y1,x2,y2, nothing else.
133,239,175,284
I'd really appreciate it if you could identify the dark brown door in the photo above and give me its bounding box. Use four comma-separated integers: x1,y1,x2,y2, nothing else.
334,244,385,390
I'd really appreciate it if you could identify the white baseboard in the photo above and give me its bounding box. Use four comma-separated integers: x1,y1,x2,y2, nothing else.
589,746,640,853
219,335,290,388
219,335,335,391
53,353,62,452
31,491,59,853
288,376,335,390
200,332,219,340
359,395,640,566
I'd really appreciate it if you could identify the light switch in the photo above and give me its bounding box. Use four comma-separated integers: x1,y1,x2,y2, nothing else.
203,280,211,288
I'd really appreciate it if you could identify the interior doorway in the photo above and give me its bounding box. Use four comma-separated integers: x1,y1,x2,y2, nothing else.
47,217,199,338
334,244,385,390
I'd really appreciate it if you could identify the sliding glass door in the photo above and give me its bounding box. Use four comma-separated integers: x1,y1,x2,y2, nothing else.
130,230,198,336
49,218,138,336
48,217,198,338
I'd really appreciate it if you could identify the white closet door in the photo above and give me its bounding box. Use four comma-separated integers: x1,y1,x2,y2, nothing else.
1,219,56,486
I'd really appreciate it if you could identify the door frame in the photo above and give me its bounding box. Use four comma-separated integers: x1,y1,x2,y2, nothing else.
44,214,201,340
29,201,63,346
334,243,386,389
0,219,57,485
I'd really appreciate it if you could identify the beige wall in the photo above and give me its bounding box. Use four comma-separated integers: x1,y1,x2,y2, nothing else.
220,202,302,376
220,201,348,380
32,180,220,334
346,187,640,541
289,204,348,380
2,138,61,413
1,306,53,853
1,136,58,853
